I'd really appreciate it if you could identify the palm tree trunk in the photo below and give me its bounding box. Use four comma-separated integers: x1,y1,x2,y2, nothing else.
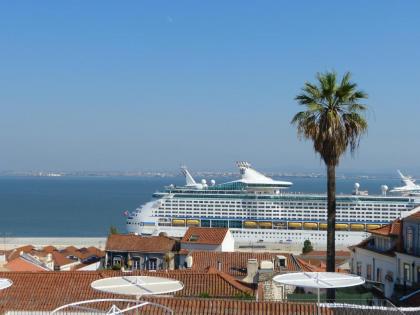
326,163,336,302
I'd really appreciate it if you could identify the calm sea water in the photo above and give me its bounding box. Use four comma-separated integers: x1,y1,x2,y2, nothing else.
0,176,402,237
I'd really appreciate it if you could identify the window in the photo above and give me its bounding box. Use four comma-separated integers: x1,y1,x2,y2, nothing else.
147,258,158,270
407,227,414,254
132,256,141,270
211,220,228,228
377,268,382,283
366,264,372,280
189,235,199,242
404,263,410,282
113,256,122,266
356,262,362,276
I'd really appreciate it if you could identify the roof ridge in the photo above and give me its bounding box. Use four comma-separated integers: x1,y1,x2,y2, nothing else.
206,268,253,295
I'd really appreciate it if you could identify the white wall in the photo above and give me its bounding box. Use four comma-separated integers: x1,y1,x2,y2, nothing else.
221,230,235,252
352,247,396,298
181,243,221,252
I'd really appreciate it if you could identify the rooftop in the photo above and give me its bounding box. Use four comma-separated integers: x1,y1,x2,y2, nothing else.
369,219,401,237
181,227,229,245
106,234,178,253
0,269,254,310
186,251,300,276
0,270,338,314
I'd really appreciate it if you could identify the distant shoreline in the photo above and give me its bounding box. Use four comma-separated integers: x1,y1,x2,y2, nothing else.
0,237,107,250
0,173,405,179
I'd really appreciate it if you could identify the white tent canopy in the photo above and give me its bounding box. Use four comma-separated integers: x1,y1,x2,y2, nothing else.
0,278,12,290
91,276,184,297
273,272,365,289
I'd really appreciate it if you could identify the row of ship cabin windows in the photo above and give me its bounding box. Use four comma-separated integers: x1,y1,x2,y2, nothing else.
159,205,398,214
161,204,405,211
165,200,408,207
157,209,392,219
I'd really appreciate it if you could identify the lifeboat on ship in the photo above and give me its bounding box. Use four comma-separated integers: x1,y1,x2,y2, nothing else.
335,223,348,230
244,221,258,228
258,221,272,229
303,222,318,230
172,219,185,226
350,223,365,231
288,222,302,229
319,223,328,230
186,219,200,226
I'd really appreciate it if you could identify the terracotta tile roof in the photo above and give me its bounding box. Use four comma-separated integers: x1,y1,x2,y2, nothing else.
295,257,348,273
188,251,300,276
4,257,48,272
181,227,229,245
295,257,323,272
106,234,177,253
87,246,106,257
63,245,78,253
43,245,57,253
59,246,104,261
0,271,329,314
0,269,255,311
301,250,351,258
369,219,401,237
7,245,34,261
52,251,74,267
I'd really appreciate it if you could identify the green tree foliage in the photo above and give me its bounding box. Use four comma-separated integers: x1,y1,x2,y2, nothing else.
302,240,314,254
109,225,119,235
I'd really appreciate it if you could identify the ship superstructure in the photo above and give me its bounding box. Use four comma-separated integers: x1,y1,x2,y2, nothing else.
126,162,420,246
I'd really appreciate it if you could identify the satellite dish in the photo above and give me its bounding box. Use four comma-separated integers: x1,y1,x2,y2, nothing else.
210,179,216,186
201,179,207,185
354,183,360,189
273,272,365,289
381,185,389,196
91,276,183,297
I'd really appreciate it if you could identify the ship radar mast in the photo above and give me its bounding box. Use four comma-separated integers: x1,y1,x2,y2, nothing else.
181,166,204,189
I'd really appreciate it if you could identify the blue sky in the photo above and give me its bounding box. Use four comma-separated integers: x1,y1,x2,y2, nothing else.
1,1,419,173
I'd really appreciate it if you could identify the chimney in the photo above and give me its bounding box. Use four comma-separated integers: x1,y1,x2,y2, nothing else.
185,255,193,268
217,260,222,271
242,259,258,284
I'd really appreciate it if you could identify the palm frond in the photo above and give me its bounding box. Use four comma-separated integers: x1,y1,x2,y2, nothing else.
291,71,368,166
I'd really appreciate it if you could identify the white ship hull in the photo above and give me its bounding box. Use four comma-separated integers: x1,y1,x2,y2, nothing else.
126,223,369,247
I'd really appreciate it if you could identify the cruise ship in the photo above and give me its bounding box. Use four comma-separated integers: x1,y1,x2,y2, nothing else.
126,162,420,246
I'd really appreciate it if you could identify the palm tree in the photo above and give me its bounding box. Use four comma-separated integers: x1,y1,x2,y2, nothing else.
291,71,368,301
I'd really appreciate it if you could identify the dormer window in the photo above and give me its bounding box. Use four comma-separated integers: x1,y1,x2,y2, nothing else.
407,227,414,254
189,235,199,242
